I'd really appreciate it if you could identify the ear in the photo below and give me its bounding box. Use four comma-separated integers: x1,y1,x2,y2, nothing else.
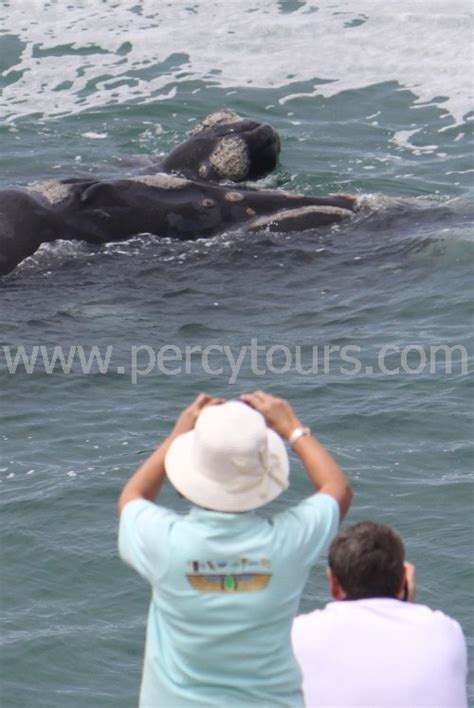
327,567,347,601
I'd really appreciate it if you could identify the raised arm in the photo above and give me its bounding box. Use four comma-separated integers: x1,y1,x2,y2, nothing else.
117,393,223,514
240,391,352,520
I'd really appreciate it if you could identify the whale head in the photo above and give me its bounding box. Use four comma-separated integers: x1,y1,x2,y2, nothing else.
161,110,281,183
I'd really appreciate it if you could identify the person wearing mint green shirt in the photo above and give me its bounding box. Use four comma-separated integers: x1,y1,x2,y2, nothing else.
118,391,352,707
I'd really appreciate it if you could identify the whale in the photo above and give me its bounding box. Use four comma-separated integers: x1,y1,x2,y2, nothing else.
0,111,357,276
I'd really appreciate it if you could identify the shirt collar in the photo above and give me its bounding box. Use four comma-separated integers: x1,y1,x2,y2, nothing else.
188,505,257,525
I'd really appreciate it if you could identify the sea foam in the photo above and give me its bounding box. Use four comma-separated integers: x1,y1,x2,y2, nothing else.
1,0,472,127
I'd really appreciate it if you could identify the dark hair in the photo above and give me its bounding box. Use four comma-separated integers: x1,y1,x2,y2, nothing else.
328,521,405,600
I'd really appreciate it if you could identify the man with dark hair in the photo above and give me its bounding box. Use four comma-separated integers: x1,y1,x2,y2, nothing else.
292,521,468,707
328,521,406,600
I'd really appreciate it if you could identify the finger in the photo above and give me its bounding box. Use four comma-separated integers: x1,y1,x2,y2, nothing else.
254,392,280,410
203,397,225,408
241,390,271,401
240,393,263,409
240,393,255,402
193,393,212,408
251,390,270,401
241,390,265,398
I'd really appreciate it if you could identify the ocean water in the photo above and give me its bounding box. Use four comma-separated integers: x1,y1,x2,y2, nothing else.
1,1,473,706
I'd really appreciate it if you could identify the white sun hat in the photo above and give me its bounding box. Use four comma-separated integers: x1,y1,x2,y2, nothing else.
165,400,289,512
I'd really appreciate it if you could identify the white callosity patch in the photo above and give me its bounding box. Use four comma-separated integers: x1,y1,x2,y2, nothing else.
189,110,242,136
1,1,471,127
248,205,353,230
25,173,189,207
27,180,71,205
128,173,190,189
209,136,250,181
225,191,245,203
355,194,439,212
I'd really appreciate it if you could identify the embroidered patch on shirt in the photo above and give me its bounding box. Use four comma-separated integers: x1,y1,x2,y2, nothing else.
186,558,272,592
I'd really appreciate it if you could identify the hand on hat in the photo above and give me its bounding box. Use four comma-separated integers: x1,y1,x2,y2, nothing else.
171,393,224,438
240,391,302,440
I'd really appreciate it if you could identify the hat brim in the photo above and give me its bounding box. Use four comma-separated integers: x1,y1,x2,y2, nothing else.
165,429,289,512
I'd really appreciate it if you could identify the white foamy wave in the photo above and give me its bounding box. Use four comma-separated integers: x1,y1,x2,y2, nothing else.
80,132,108,139
1,0,472,126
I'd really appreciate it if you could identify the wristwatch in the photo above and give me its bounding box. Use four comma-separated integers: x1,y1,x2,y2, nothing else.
288,426,311,447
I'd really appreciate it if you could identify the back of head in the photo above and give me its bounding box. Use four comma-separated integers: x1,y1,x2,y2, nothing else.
328,521,405,600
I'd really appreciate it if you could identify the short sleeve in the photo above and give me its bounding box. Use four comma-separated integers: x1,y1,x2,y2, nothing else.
437,613,468,691
118,499,178,585
272,493,339,569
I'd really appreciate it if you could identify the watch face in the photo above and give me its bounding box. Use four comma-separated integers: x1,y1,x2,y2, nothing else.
290,427,311,446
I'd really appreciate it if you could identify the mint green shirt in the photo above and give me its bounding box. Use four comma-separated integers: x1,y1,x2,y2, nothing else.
119,494,339,707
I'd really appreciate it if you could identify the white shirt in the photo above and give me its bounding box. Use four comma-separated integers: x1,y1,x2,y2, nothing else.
292,598,467,707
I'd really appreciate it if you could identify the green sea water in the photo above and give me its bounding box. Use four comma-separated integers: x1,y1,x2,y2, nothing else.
1,1,473,706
